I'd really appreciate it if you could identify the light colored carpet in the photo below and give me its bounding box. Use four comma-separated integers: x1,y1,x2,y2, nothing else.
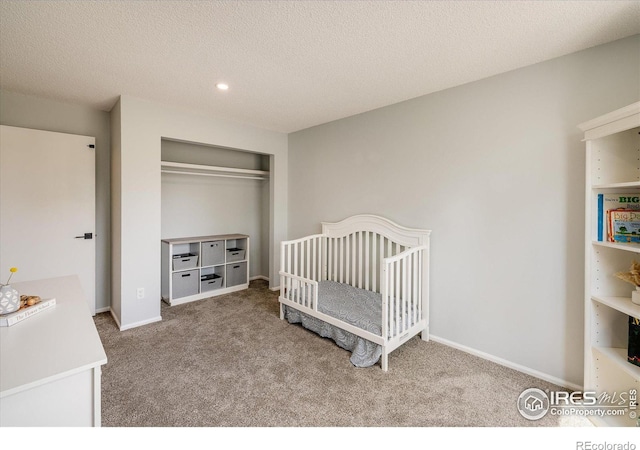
94,280,591,427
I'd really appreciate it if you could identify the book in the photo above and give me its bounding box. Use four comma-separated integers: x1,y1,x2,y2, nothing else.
0,298,56,327
629,316,640,368
597,193,640,241
608,209,640,243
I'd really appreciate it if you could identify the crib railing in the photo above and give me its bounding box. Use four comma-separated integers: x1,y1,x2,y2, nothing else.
280,232,428,343
325,231,409,292
381,245,428,341
280,234,324,315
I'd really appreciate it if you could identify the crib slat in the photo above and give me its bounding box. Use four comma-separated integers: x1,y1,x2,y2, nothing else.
411,251,422,323
301,240,306,280
357,231,362,289
299,242,303,277
364,231,370,291
318,237,323,281
312,238,317,281
334,238,338,281
387,263,395,338
336,237,344,283
395,260,400,337
335,237,339,282
373,234,378,292
381,260,388,342
403,257,409,332
334,238,337,282
418,249,423,319
328,238,333,281
331,238,336,281
345,234,350,285
349,233,354,287
307,240,311,280
355,233,358,285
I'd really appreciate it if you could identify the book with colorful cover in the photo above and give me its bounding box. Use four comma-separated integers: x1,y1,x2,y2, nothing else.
597,193,640,241
608,209,640,243
0,297,56,327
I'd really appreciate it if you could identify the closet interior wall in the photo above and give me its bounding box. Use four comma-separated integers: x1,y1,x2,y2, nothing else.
160,138,269,280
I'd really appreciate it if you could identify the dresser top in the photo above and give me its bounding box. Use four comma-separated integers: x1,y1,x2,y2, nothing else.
1,275,107,397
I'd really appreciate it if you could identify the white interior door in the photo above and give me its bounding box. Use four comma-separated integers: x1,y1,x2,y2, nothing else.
0,126,96,314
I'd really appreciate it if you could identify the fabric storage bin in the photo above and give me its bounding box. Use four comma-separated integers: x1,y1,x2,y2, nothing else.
172,269,199,298
202,241,225,266
226,248,246,263
200,274,223,292
226,261,247,287
172,253,198,271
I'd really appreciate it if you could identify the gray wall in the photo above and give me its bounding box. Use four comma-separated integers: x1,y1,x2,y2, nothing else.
161,139,269,278
0,89,111,313
288,35,640,387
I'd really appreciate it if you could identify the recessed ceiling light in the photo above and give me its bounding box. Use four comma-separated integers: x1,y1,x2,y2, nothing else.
216,83,229,91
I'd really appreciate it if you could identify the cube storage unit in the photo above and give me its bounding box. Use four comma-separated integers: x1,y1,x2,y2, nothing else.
162,234,250,306
580,102,640,427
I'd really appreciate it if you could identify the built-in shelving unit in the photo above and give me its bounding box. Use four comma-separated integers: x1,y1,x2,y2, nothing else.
580,101,640,427
161,234,250,306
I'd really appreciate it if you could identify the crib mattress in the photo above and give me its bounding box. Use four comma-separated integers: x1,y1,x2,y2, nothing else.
283,280,383,368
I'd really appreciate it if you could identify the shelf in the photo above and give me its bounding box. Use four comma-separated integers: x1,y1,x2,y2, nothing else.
161,234,250,306
592,240,640,253
161,161,269,180
583,103,640,428
592,181,640,191
592,296,640,318
593,347,640,381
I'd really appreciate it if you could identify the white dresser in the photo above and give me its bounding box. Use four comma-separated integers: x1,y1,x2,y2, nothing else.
0,275,107,426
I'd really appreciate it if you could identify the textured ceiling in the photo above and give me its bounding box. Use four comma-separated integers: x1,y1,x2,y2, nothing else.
0,1,639,133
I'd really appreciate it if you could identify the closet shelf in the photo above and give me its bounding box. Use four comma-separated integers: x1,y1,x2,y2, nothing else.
161,161,269,180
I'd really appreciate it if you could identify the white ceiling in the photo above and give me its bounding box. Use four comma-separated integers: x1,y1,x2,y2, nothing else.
1,1,639,133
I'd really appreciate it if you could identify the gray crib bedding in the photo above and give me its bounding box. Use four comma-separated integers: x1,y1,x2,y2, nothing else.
283,280,384,367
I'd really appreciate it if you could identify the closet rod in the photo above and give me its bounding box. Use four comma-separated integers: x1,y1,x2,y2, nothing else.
161,161,268,176
161,169,267,181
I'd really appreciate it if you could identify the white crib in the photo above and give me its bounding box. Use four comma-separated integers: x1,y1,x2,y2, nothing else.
279,214,430,371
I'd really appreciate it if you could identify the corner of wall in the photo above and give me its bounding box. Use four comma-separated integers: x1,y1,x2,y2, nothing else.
110,97,122,324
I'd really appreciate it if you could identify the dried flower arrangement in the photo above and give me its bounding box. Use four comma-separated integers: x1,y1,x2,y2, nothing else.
1,267,17,286
615,260,640,287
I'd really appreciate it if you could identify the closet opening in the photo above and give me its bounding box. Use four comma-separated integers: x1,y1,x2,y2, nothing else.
160,138,271,286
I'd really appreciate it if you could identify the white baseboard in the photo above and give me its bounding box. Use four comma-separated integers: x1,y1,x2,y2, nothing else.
95,306,110,314
250,275,269,282
119,315,162,331
249,275,280,291
429,334,582,392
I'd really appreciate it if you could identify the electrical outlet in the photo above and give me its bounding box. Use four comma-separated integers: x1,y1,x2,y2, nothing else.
137,287,144,299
